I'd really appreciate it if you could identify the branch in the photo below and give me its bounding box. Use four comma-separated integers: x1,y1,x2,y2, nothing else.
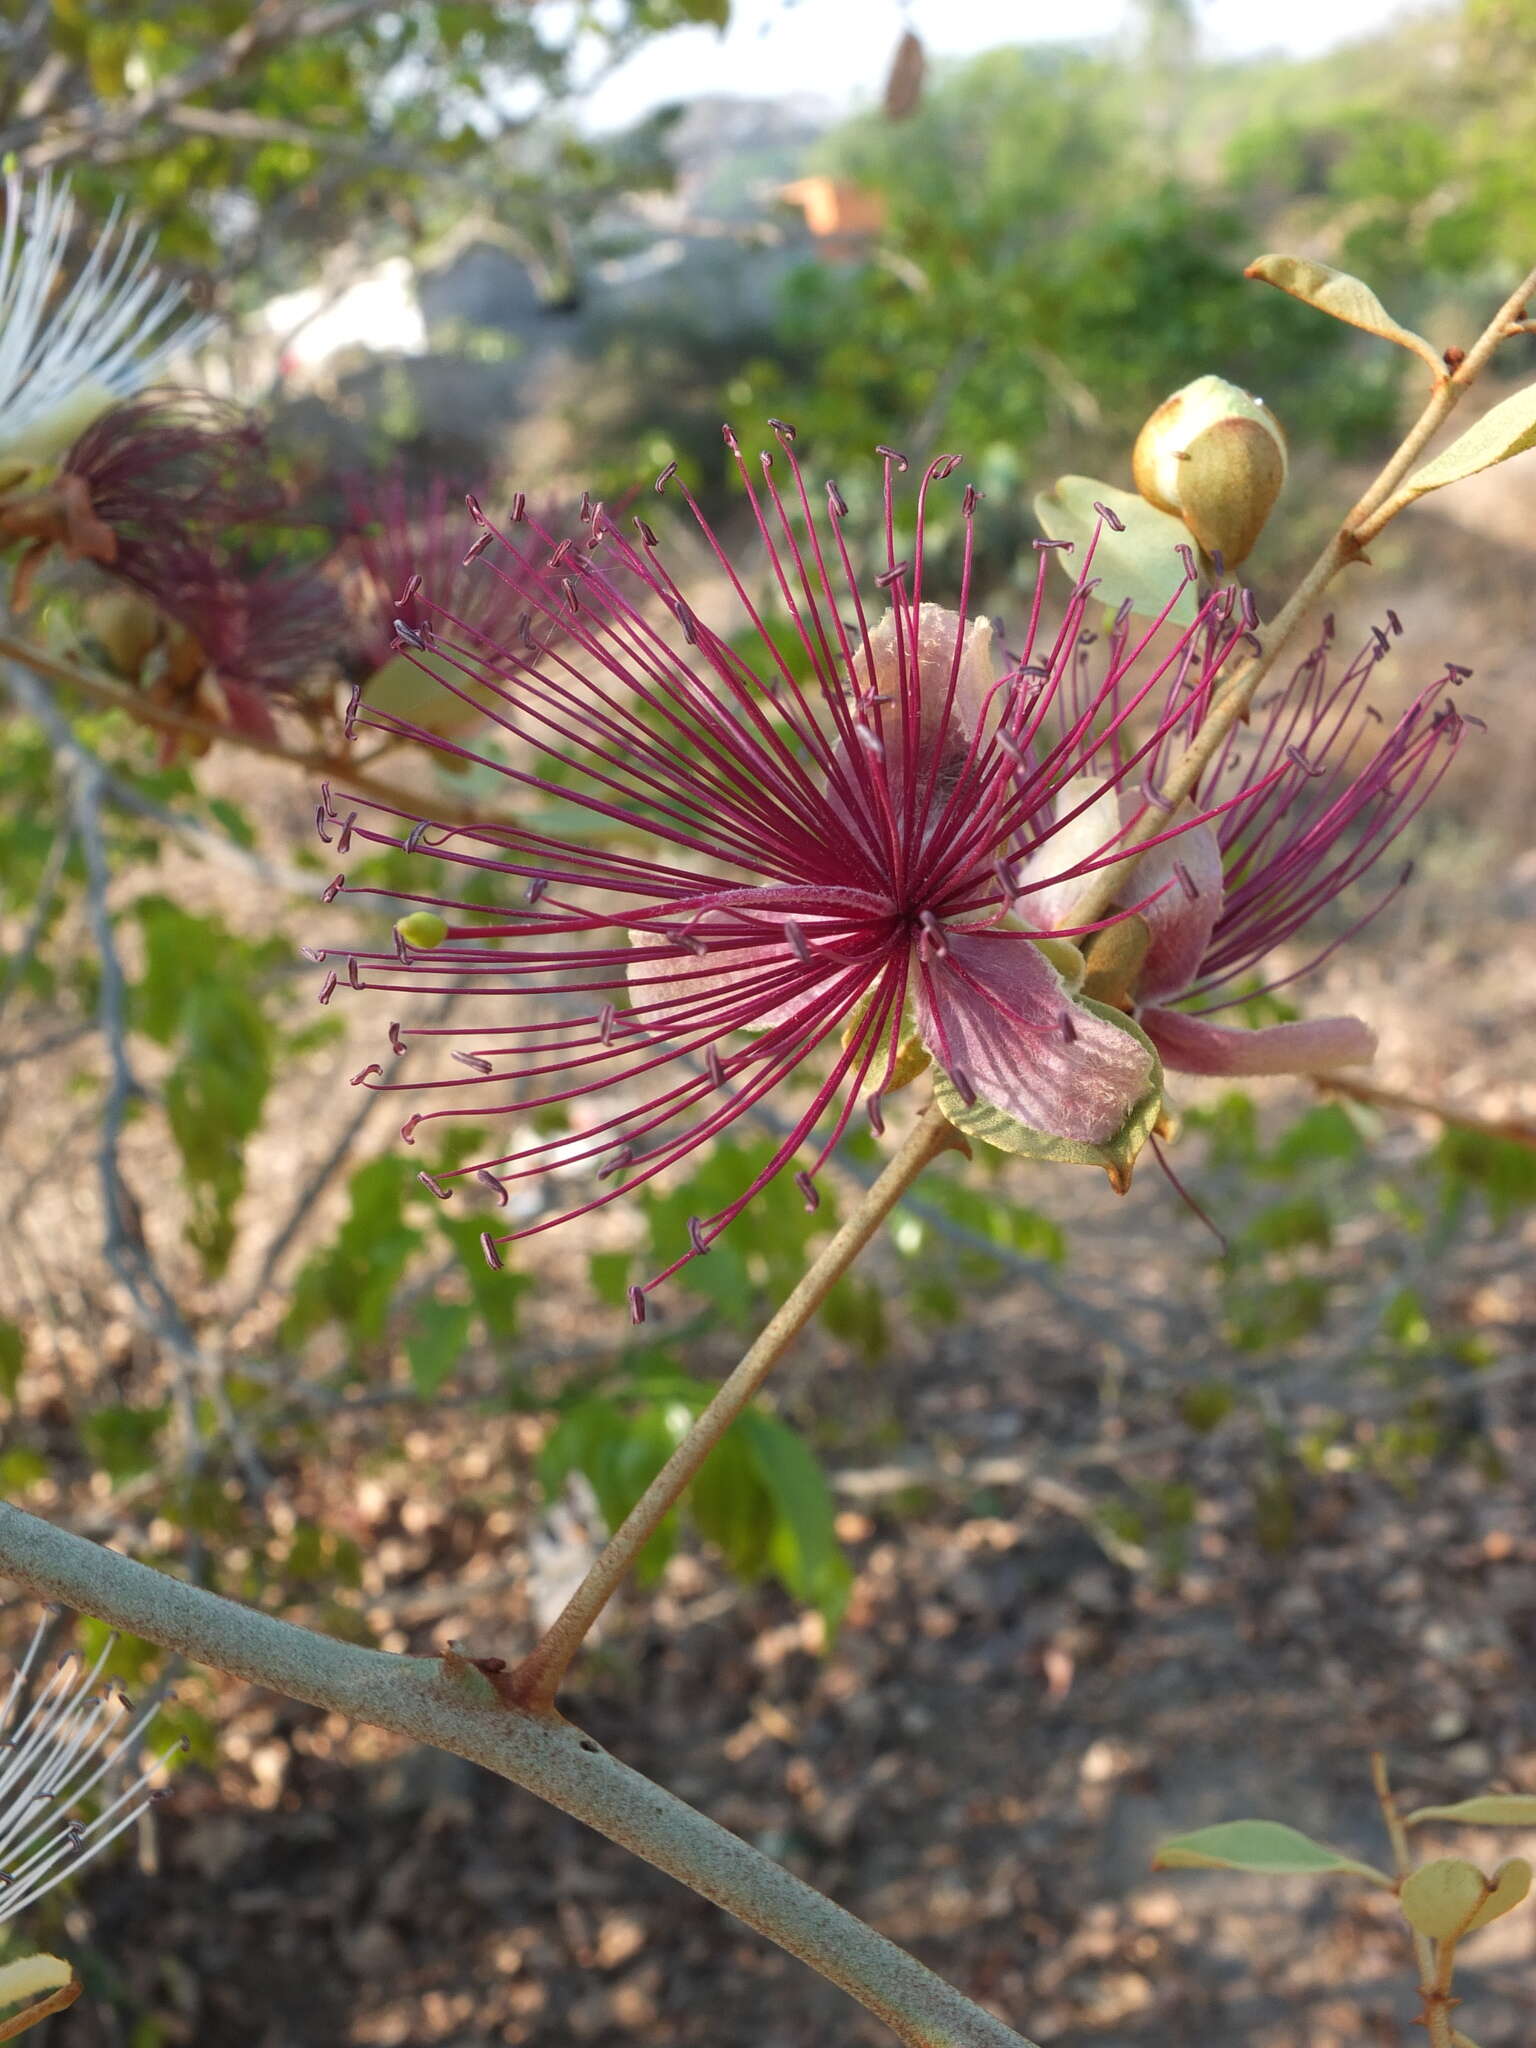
0,0,385,169
0,1503,1035,2048
1318,1074,1536,1154
509,1104,968,1713
1068,258,1536,929
0,630,487,830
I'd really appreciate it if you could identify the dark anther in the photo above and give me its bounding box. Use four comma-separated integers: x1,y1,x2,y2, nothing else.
463,529,494,564
509,491,526,523
598,1145,634,1182
322,873,346,903
1239,588,1259,631
561,576,580,611
628,1284,647,1324
599,1002,618,1045
394,928,410,962
526,875,548,905
707,1045,726,1089
315,804,332,843
1176,544,1198,580
874,444,910,472
997,729,1026,763
350,1063,382,1086
1174,862,1199,901
482,1232,505,1272
687,1216,710,1255
301,945,327,963
452,1049,494,1075
1059,1010,1077,1043
1400,860,1416,886
476,1169,509,1207
336,812,357,854
1321,612,1336,642
400,1115,422,1144
875,561,909,589
1142,775,1172,811
866,1093,885,1135
393,618,426,651
721,423,740,452
785,921,811,963
654,461,678,493
389,1021,407,1056
465,493,485,524
962,483,980,515
918,909,949,959
1113,598,1134,632
929,452,963,481
1372,625,1391,658
1285,745,1324,778
317,973,338,1005
950,1065,977,1106
396,574,423,606
549,538,574,570
518,611,537,648
1445,662,1472,682
405,822,430,853
419,1172,452,1199
579,491,593,523
347,955,362,988
994,856,1017,899
634,516,658,547
769,417,797,442
1034,537,1073,553
343,683,362,738
826,481,848,517
1092,500,1125,533
1386,608,1403,636
1209,547,1226,576
674,600,698,644
795,1171,819,1212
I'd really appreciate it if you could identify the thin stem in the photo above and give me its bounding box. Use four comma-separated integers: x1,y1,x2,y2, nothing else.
1319,1074,1536,1153
1068,257,1536,930
1372,1752,1435,1988
511,1103,968,1712
0,1501,1033,2048
0,629,486,830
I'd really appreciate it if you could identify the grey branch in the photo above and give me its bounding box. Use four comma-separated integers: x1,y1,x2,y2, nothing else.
0,1503,1036,2048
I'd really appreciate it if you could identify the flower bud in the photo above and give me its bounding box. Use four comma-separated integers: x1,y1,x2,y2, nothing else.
86,588,162,679
1132,375,1287,567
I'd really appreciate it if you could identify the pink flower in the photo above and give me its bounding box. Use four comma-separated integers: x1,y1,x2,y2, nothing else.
314,429,1281,1311
1019,608,1470,1077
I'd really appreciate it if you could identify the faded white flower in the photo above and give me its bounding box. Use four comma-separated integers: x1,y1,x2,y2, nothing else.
0,170,215,476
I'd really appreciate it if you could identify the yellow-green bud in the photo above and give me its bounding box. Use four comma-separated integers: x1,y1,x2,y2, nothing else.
395,910,449,950
1131,375,1287,567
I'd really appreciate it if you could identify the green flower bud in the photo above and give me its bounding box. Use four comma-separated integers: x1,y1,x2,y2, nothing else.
1131,374,1287,567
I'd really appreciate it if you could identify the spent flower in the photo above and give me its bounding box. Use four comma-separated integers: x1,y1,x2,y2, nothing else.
313,426,1302,1312
1018,604,1471,1075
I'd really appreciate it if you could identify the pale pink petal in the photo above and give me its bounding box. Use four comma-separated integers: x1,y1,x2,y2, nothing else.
914,931,1154,1143
627,887,886,1034
865,603,997,758
1140,1005,1376,1075
1010,776,1124,932
1123,814,1224,1002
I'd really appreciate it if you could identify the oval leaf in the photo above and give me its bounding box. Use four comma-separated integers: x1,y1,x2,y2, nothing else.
1466,1856,1532,1932
1032,476,1198,626
1400,1858,1494,1939
1406,1795,1536,1829
1401,381,1536,500
1153,1819,1391,1883
932,997,1162,1194
1245,253,1442,372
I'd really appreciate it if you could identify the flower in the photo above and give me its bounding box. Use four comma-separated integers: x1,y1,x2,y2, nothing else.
0,171,214,477
0,1612,180,2023
4,391,346,746
339,473,602,740
314,428,1287,1313
1019,608,1470,1076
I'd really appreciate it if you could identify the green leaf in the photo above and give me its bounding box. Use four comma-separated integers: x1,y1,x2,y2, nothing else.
1402,381,1536,500
0,1320,24,1402
1406,1796,1536,1829
932,999,1163,1191
1153,1820,1390,1882
738,1410,851,1634
405,1298,472,1398
1032,476,1198,625
1244,254,1441,371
